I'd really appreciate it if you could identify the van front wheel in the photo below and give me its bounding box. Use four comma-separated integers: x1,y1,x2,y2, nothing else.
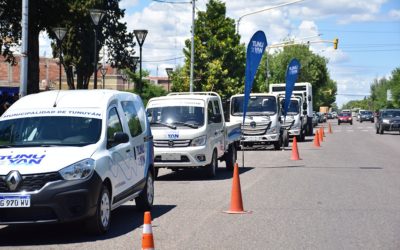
86,184,111,235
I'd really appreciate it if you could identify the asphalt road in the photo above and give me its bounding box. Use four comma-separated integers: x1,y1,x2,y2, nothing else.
1,120,399,249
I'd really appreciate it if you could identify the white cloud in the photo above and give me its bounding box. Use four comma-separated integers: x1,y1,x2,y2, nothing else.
389,9,400,19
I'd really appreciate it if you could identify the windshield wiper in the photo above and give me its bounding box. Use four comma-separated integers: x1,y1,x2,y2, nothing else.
150,121,177,129
171,122,199,129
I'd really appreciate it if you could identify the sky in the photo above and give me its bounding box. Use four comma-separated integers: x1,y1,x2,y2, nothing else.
39,0,400,107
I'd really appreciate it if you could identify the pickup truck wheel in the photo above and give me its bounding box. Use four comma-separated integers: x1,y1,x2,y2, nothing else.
274,136,282,150
225,145,236,171
135,171,154,211
283,130,289,147
85,184,111,235
206,150,218,178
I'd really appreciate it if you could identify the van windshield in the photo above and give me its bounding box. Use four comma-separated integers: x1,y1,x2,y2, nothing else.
231,96,277,116
281,99,299,115
0,116,102,147
147,106,204,127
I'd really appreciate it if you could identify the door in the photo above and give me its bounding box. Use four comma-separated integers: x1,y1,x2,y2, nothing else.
207,99,224,158
107,106,133,197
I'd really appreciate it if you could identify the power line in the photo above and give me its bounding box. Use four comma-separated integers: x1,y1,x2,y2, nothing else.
143,56,185,63
151,0,191,4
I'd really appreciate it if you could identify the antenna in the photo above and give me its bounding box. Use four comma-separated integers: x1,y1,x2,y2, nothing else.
53,90,61,107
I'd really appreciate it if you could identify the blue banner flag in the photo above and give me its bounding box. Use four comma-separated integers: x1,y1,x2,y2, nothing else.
242,31,267,123
283,58,301,118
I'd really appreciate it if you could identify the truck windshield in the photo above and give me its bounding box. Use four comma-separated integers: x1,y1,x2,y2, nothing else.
231,96,276,116
281,99,299,115
147,106,204,127
0,116,101,147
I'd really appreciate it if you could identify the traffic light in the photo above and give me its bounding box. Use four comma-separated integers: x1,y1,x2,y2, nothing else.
333,38,339,50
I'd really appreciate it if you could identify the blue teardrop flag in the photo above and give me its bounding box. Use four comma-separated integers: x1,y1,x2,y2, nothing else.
283,58,301,119
242,31,267,124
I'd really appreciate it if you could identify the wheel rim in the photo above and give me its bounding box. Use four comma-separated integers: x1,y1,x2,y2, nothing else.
100,192,110,228
146,174,154,205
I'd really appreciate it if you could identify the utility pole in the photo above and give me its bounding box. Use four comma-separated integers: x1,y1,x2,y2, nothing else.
19,0,28,97
189,0,195,92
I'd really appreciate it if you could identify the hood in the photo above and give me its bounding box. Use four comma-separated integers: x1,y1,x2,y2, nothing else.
151,127,205,140
0,145,97,175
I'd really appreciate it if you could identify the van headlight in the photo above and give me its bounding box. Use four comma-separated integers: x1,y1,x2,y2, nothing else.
59,159,95,180
191,135,207,146
267,127,277,134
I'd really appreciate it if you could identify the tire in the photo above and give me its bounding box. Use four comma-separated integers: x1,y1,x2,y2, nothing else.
225,144,236,171
85,184,111,235
360,120,363,123
350,121,353,125
282,130,289,147
274,135,282,150
206,150,218,178
135,170,154,211
154,168,159,179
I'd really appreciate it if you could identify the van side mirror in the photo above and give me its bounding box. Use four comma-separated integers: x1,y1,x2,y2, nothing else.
108,132,129,148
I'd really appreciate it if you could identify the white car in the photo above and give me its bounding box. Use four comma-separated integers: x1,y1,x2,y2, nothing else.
0,90,154,234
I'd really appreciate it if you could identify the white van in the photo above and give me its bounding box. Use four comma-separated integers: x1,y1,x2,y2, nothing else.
0,90,154,234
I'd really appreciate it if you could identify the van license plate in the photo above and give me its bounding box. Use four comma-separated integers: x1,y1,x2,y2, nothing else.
162,154,180,161
0,195,31,208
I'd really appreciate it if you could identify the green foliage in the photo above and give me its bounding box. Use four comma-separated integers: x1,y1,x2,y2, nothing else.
260,44,336,110
177,0,245,100
342,67,400,111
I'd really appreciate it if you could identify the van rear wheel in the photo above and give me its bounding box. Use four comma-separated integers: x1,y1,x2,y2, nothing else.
135,171,154,211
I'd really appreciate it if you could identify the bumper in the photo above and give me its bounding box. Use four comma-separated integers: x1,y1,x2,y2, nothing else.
338,119,352,123
288,128,301,136
381,123,400,131
0,173,102,225
154,145,211,168
360,117,374,122
241,133,279,144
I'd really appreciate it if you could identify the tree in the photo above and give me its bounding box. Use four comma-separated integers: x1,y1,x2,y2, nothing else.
176,0,245,100
260,44,336,110
389,68,400,108
0,0,137,93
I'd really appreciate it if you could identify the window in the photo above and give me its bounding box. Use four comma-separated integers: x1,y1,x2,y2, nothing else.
121,101,143,137
107,107,123,148
208,101,214,124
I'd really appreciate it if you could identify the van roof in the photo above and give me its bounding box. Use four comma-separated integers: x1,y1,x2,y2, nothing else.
8,90,138,110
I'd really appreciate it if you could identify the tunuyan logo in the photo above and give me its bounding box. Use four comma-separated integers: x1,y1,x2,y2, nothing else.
0,154,46,165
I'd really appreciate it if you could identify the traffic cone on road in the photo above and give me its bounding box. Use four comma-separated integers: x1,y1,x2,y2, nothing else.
224,163,250,214
319,127,324,142
314,130,321,148
322,127,326,137
142,211,155,250
291,136,301,160
328,123,333,134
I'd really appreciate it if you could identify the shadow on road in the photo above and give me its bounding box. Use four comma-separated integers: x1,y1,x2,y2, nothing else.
0,204,175,247
156,167,254,182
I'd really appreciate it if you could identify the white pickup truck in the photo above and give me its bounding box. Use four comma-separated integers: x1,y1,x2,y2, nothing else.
146,92,241,178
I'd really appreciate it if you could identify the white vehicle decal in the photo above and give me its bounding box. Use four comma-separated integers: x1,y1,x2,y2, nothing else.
1,108,102,120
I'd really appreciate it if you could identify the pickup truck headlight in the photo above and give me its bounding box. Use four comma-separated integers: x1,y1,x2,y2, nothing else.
59,159,95,180
191,135,207,146
267,127,277,134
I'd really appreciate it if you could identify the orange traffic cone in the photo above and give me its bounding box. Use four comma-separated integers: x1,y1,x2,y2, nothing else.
314,130,321,148
224,163,250,214
142,211,155,250
328,123,333,134
291,136,301,160
319,127,324,142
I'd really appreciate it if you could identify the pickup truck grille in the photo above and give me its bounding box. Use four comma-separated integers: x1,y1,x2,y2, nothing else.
0,172,63,192
154,139,191,147
242,122,271,136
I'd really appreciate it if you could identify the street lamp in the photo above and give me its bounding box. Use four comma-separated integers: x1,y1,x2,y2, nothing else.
52,27,67,90
134,29,148,94
100,66,107,89
165,67,173,92
90,9,106,89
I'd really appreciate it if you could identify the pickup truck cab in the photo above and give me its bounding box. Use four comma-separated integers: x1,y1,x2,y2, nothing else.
230,93,287,150
0,90,154,235
146,92,241,178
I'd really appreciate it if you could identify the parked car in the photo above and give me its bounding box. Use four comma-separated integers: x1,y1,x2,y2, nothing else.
312,112,319,127
0,90,155,235
338,112,352,125
375,109,400,134
317,112,326,123
359,110,374,123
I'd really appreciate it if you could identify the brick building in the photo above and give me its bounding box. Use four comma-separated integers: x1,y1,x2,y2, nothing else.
0,55,134,92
